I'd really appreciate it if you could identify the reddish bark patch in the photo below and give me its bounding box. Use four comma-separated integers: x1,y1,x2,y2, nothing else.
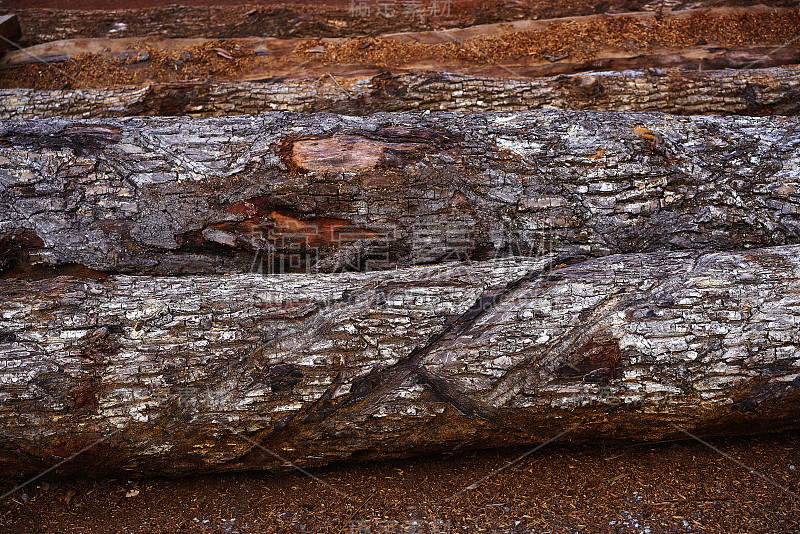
72,386,99,410
282,126,455,173
224,195,274,220
0,230,46,273
269,211,379,248
290,134,425,172
205,205,380,271
449,190,473,212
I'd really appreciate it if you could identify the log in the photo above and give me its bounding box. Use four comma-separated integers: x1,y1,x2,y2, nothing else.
2,67,799,119
5,38,798,88
4,2,795,45
1,110,800,276
2,246,800,477
2,7,799,88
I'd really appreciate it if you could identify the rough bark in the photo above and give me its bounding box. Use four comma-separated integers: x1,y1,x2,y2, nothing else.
2,67,799,120
1,110,799,276
1,247,800,477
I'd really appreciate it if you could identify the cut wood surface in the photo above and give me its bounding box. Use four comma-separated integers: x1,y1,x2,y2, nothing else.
2,67,799,120
1,110,799,276
2,247,800,476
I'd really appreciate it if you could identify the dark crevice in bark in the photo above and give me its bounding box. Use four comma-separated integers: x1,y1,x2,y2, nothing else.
3,247,800,475
243,254,587,465
3,111,799,277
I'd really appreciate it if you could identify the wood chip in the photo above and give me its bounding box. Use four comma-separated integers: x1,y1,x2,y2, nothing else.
213,47,234,60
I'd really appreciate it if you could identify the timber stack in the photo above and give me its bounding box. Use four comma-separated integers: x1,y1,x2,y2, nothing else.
0,1,799,478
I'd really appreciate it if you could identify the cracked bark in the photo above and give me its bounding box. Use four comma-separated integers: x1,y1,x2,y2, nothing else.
1,67,799,120
2,247,800,477
1,110,800,277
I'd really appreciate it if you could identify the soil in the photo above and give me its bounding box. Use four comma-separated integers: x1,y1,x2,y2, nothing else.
2,8,798,90
1,432,798,533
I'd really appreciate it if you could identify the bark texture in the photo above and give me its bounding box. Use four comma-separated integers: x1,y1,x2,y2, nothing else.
2,67,799,119
1,110,799,276
1,247,800,477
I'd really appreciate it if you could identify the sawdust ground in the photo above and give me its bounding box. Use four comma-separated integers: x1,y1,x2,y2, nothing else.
1,432,798,533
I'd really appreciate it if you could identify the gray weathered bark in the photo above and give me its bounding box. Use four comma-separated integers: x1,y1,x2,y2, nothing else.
1,110,799,275
1,247,800,477
2,67,799,120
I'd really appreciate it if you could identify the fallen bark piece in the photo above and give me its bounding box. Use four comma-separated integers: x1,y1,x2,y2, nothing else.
1,247,800,477
2,67,799,119
1,110,799,275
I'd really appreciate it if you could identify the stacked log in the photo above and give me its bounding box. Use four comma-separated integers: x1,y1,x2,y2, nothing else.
1,110,800,476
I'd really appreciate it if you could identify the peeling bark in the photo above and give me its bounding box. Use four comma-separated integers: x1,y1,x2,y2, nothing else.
2,67,799,119
1,110,799,276
1,247,800,477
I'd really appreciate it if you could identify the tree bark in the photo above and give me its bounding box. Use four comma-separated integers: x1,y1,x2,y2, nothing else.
1,110,799,276
1,247,800,477
2,67,799,120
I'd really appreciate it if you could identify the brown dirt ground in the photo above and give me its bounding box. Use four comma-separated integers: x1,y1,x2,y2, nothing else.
2,9,798,90
1,432,799,533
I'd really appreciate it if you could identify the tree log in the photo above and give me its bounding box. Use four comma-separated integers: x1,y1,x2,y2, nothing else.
1,247,800,476
1,110,799,276
2,67,799,120
4,2,795,45
3,7,799,89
